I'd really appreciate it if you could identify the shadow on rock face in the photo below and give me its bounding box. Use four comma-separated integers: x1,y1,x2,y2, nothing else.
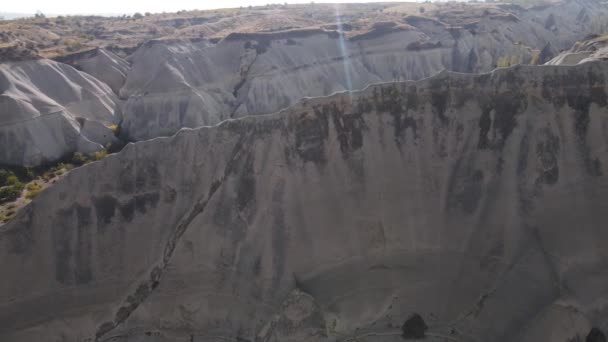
401,313,428,339
587,328,607,342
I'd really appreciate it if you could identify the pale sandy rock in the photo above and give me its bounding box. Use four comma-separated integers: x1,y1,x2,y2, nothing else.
0,59,121,166
118,39,243,141
56,48,131,94
547,34,608,65
1,62,607,342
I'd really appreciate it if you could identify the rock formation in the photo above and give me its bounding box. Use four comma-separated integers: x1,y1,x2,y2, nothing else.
1,0,607,166
1,62,607,342
547,34,608,65
0,59,121,166
119,0,608,141
56,48,131,95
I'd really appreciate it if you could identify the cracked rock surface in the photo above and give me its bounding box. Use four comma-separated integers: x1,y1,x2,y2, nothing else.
1,62,608,342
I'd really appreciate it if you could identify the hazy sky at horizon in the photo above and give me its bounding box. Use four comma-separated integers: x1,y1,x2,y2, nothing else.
2,0,412,16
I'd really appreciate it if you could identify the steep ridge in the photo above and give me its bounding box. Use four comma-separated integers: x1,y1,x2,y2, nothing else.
55,48,131,95
0,59,121,166
119,0,608,141
1,62,608,342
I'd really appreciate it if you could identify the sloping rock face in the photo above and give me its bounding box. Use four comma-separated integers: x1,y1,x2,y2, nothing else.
119,0,608,141
547,34,608,65
119,39,242,140
2,62,608,342
56,48,131,94
0,59,121,166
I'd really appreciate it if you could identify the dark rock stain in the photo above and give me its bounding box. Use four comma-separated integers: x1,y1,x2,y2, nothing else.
118,164,135,194
571,96,603,177
477,91,527,151
429,78,449,123
294,109,330,164
74,205,93,284
271,180,287,292
535,130,560,185
178,97,189,123
135,192,161,214
373,84,418,144
467,48,479,73
449,169,485,214
236,155,256,213
53,204,94,285
516,129,536,215
135,161,161,190
478,109,492,149
587,327,607,342
7,218,34,255
93,196,118,230
53,210,73,285
332,111,365,158
119,199,136,222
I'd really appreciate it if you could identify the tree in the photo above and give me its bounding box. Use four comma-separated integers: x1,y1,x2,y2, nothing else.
133,12,143,19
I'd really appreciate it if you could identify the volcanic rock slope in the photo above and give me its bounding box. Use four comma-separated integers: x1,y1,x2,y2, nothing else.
1,0,607,167
0,59,121,166
1,62,608,342
119,0,608,140
56,48,131,94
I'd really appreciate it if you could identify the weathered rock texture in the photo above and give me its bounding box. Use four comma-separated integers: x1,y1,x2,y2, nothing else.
1,62,608,342
119,0,608,141
56,48,131,94
547,34,608,65
0,59,121,166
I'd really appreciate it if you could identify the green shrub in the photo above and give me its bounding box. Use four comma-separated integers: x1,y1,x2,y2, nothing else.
496,56,510,68
26,182,41,191
0,182,24,203
41,172,54,182
1,208,16,222
0,169,12,186
57,163,74,170
26,189,41,199
93,150,108,161
5,175,19,185
0,169,19,187
72,152,88,165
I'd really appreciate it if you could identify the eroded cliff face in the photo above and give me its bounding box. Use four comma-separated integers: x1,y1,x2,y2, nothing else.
119,0,608,141
0,59,121,166
55,48,131,95
1,62,607,342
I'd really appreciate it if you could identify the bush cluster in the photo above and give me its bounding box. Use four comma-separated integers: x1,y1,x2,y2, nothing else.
0,169,25,203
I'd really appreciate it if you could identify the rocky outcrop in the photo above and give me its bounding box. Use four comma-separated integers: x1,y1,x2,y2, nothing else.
56,48,131,94
546,34,608,65
119,0,608,141
2,62,608,342
0,59,121,166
